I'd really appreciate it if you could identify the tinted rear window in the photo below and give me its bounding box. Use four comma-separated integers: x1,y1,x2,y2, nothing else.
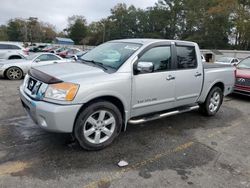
0,44,21,50
176,46,197,69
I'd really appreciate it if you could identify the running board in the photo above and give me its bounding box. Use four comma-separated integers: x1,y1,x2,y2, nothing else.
128,105,200,125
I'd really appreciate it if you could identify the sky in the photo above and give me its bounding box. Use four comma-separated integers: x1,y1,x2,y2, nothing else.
0,0,157,31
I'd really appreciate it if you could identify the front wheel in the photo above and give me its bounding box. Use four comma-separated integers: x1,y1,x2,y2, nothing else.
74,101,122,150
199,87,223,116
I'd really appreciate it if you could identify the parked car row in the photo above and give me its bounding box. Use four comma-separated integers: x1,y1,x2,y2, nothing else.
29,44,86,59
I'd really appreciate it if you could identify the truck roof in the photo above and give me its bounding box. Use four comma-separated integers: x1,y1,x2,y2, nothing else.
110,38,197,46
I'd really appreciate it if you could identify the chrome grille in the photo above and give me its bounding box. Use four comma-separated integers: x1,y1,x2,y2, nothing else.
235,77,250,87
24,75,48,100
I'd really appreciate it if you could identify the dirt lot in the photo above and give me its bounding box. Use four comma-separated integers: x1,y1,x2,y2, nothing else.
0,79,250,188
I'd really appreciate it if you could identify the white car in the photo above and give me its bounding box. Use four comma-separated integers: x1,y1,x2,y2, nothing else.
0,42,28,60
0,53,71,80
215,57,239,66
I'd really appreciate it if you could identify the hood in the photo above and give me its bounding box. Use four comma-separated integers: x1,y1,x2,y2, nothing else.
236,68,250,79
0,59,29,65
32,62,108,82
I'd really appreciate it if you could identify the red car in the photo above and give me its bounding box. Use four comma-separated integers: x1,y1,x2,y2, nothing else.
58,48,81,58
234,57,250,96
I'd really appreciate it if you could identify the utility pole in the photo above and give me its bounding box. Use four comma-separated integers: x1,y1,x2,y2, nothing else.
103,23,106,43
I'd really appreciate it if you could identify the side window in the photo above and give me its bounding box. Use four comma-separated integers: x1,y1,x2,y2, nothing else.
36,54,60,62
47,54,60,60
36,55,49,62
138,46,171,72
0,44,6,49
176,46,197,69
10,45,21,50
0,44,10,49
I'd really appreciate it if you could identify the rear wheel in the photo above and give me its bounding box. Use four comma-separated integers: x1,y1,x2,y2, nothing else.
199,87,223,116
6,67,23,80
74,101,122,150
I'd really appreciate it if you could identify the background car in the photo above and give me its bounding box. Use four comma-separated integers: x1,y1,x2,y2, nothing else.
0,53,71,80
42,45,58,52
234,57,250,96
29,45,47,52
0,42,28,60
215,57,239,66
52,47,69,54
58,48,81,58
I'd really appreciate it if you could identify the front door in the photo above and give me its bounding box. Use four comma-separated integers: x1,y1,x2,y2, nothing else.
131,45,176,117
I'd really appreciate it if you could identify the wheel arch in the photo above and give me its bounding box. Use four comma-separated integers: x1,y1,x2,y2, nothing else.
212,82,225,93
8,55,22,60
74,95,127,133
199,81,225,103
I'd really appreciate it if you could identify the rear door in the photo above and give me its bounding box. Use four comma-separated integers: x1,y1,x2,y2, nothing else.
173,43,203,107
0,44,11,59
131,43,176,117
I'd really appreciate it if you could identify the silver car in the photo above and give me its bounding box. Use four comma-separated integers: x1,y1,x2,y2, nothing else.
0,53,71,80
215,57,239,66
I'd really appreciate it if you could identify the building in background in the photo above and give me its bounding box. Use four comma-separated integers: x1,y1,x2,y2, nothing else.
53,37,74,45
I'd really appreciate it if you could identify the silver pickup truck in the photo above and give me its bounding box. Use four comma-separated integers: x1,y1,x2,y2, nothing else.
19,39,235,150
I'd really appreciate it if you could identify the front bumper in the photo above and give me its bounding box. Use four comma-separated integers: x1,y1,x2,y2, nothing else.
19,86,82,133
0,68,4,77
234,85,250,97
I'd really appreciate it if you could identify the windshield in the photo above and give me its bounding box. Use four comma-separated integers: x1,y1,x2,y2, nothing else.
80,42,141,70
217,57,232,63
237,58,250,69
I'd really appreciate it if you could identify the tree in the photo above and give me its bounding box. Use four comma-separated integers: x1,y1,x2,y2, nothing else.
67,15,87,44
0,25,8,41
6,18,26,41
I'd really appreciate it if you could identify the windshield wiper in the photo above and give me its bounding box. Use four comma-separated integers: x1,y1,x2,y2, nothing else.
81,59,108,70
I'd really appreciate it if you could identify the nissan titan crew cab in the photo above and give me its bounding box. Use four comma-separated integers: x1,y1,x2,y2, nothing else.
20,39,235,150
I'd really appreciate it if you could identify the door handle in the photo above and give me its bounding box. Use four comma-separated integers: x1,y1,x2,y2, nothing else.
53,62,58,64
195,72,202,77
166,75,175,81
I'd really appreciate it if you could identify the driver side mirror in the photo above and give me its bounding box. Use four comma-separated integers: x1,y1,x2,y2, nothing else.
135,62,154,74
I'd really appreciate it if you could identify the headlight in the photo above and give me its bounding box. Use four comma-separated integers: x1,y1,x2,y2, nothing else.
45,82,79,101
23,74,29,87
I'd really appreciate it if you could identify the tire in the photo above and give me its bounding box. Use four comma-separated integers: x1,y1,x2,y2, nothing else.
199,87,223,116
74,101,122,150
6,67,23,80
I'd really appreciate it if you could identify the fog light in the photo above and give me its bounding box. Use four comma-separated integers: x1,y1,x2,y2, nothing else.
38,116,47,127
